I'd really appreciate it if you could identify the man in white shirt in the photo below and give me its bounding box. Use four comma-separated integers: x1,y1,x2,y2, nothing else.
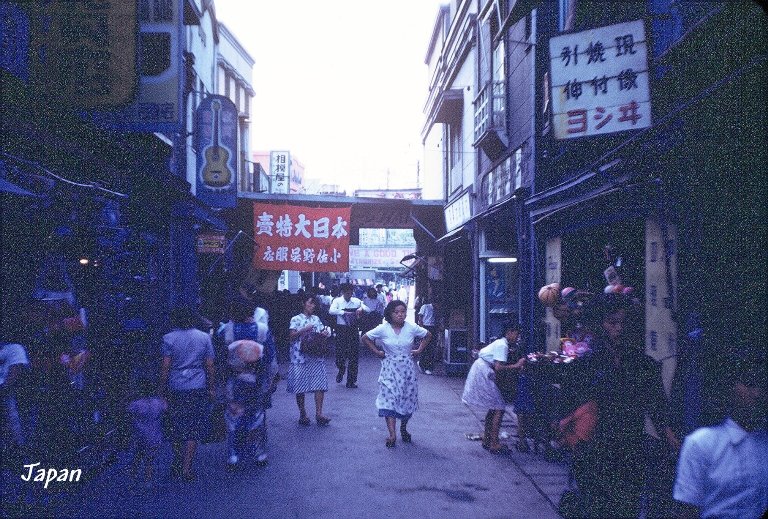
397,285,409,305
375,284,387,306
673,349,768,519
416,299,437,375
329,283,368,388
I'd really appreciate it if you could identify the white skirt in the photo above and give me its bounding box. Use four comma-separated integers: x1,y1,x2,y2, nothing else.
461,358,506,411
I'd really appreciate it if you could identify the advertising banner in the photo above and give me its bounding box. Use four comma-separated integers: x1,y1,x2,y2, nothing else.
549,20,651,139
253,203,352,272
195,95,239,208
349,246,416,270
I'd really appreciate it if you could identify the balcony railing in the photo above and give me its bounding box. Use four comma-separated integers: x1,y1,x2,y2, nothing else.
473,80,506,141
473,81,507,160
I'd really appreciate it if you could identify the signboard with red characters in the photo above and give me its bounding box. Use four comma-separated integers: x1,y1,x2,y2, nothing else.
549,20,651,139
253,203,352,272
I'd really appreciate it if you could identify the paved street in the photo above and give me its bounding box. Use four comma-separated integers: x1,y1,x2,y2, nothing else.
41,349,568,519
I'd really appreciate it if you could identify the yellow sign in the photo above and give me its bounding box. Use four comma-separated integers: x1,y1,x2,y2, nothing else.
197,233,227,254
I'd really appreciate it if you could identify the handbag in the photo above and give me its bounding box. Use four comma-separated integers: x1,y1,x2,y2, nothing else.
300,327,331,356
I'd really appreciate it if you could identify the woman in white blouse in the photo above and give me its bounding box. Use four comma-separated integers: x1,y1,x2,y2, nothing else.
461,322,524,454
362,300,432,448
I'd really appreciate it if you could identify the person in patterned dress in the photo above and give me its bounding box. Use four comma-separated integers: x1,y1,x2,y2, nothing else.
287,295,332,426
362,300,432,448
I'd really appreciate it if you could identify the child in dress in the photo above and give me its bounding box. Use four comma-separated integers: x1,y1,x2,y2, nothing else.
126,378,167,488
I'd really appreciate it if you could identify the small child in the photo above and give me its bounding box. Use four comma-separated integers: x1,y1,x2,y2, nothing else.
126,378,167,488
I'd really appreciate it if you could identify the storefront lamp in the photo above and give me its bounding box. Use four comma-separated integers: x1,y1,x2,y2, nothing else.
487,257,517,263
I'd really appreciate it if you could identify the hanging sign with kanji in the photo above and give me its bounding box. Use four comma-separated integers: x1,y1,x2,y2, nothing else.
549,19,651,139
252,203,352,272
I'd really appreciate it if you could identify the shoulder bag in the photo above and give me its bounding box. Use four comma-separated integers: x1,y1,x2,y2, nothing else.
300,326,331,357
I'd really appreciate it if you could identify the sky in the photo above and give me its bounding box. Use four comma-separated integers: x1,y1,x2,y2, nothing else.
214,0,446,197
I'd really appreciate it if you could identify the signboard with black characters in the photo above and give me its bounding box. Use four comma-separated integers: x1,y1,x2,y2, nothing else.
549,20,651,139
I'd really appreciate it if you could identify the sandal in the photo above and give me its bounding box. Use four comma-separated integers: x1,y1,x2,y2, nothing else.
488,444,511,455
400,430,412,443
298,416,311,426
385,437,396,448
316,416,331,426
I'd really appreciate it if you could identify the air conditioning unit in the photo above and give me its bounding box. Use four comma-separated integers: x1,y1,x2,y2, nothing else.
444,328,469,375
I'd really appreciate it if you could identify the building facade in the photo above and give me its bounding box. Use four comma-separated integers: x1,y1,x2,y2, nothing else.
423,0,767,406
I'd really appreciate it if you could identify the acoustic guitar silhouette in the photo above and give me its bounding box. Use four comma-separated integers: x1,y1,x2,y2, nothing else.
202,100,232,188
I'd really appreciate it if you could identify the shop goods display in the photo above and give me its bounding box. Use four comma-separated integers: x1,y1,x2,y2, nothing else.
538,282,561,307
560,338,592,357
526,351,575,364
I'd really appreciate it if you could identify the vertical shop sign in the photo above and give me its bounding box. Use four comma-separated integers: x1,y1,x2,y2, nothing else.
444,191,472,232
645,219,678,393
270,151,290,194
549,19,651,139
544,237,562,352
252,203,352,272
86,0,182,132
195,95,238,208
26,0,137,108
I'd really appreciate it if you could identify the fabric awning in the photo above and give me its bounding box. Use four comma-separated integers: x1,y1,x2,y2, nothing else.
0,177,38,197
435,225,468,245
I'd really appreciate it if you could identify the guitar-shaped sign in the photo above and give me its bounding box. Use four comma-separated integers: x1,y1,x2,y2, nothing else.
201,100,233,188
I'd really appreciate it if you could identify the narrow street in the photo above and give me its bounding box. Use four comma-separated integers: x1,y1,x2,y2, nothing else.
47,350,568,518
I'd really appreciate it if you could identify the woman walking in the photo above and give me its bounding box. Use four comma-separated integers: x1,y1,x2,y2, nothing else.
224,300,276,468
287,294,332,426
159,306,215,481
362,300,431,448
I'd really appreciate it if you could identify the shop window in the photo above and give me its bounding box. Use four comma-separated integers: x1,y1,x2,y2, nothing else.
139,32,170,77
481,220,516,256
483,259,519,341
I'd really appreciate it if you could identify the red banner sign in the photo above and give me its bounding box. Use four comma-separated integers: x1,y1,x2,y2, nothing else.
252,203,352,272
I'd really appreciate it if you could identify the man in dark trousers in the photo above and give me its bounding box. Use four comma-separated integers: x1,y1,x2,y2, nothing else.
329,283,368,388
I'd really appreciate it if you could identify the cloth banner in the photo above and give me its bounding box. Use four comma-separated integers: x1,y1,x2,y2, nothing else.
252,203,352,272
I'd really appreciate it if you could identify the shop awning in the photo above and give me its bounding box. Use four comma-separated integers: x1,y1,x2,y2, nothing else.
433,89,464,124
0,177,38,197
435,225,468,245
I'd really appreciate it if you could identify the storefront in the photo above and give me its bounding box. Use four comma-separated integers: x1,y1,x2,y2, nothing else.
477,206,520,342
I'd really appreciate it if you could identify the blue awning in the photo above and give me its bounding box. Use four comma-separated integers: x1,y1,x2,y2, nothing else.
0,176,38,197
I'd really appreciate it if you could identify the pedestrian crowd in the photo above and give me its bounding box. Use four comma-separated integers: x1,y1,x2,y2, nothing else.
2,286,766,518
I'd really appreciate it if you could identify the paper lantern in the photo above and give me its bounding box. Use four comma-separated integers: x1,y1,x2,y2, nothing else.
561,287,576,301
538,283,561,307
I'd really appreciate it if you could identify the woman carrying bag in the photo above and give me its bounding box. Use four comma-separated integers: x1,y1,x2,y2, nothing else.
287,294,332,426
